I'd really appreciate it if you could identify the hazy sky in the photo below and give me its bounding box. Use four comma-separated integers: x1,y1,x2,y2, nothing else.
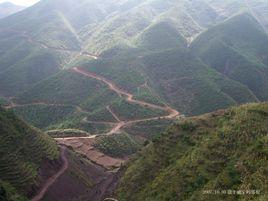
0,0,39,6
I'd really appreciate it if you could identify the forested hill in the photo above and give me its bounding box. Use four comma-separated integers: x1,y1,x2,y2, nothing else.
117,103,268,201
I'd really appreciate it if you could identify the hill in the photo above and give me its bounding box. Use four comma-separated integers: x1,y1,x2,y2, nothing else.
0,0,265,101
1,0,262,97
191,13,268,101
0,106,59,199
0,107,123,201
117,102,268,201
139,48,258,115
0,2,25,19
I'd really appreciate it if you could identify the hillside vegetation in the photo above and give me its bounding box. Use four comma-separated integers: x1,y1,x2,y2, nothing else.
192,13,268,101
0,0,266,128
0,107,59,199
117,103,268,201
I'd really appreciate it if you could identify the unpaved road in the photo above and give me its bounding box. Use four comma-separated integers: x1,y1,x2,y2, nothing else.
72,67,180,135
31,147,68,201
5,101,65,109
106,105,121,122
73,67,178,113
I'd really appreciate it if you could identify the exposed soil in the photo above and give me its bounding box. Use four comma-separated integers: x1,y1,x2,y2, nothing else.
31,146,68,201
42,147,120,201
26,152,63,199
57,138,124,170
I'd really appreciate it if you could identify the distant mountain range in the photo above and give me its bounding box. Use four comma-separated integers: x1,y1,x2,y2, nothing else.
0,0,267,133
0,2,25,19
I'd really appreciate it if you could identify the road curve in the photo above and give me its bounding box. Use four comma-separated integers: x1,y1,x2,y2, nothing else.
72,67,179,117
31,147,69,201
72,67,180,135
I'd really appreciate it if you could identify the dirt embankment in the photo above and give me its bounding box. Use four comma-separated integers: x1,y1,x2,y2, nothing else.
30,146,68,201
40,146,120,201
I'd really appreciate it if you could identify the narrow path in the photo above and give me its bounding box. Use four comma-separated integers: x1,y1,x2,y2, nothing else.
55,135,97,140
4,101,66,109
31,146,69,201
106,106,121,122
103,198,118,201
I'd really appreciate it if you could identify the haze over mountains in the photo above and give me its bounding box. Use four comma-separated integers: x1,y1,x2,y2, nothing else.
0,2,25,19
0,0,268,200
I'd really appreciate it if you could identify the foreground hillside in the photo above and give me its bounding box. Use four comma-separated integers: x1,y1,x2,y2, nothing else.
117,103,268,201
0,107,122,201
0,107,59,200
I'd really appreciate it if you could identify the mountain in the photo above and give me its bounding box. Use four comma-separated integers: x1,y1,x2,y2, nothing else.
0,2,25,19
191,13,268,101
0,1,268,200
117,102,268,201
0,0,259,96
2,12,266,134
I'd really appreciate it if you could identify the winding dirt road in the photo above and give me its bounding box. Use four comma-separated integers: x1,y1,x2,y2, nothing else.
72,67,180,135
73,67,178,112
31,146,68,201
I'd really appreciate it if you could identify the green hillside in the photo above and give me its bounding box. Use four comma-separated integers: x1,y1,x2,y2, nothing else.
11,104,76,130
15,69,106,105
0,47,62,96
135,21,187,52
191,13,268,101
0,0,266,122
140,48,258,115
0,107,59,199
117,102,268,201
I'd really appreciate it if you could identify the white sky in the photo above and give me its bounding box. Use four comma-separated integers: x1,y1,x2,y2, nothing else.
0,0,40,6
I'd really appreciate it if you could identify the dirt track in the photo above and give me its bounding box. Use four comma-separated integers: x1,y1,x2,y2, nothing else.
72,67,180,135
31,147,68,201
